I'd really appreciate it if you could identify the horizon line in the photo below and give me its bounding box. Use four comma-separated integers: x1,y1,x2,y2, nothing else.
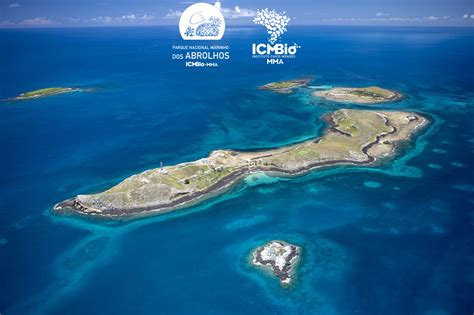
1,24,473,30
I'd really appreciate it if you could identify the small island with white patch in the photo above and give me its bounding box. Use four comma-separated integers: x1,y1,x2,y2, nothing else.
252,240,300,285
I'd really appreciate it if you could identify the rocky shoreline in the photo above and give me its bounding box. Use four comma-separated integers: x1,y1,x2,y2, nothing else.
53,168,251,219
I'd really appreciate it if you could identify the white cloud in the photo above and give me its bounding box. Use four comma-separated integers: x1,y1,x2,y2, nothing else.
215,1,256,19
121,14,137,21
66,17,87,23
91,16,113,23
20,17,56,26
83,14,155,24
462,13,474,19
376,12,389,17
0,20,15,26
9,3,20,8
165,9,182,19
323,15,452,23
165,2,255,20
119,14,154,22
231,6,256,18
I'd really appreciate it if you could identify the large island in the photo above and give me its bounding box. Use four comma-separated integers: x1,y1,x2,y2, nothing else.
54,109,428,219
313,86,403,104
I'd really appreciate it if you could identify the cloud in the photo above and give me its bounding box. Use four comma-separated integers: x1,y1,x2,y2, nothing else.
20,17,56,26
462,13,474,19
231,6,256,18
81,14,155,24
323,15,452,23
121,14,137,21
165,2,255,19
423,15,451,21
0,20,15,26
376,12,389,17
119,14,154,22
0,16,57,28
214,1,256,19
91,16,113,23
9,3,20,8
66,17,87,23
165,9,182,19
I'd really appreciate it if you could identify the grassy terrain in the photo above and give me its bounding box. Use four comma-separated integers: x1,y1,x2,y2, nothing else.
18,87,74,99
265,81,301,89
261,79,310,91
348,86,394,98
313,86,400,104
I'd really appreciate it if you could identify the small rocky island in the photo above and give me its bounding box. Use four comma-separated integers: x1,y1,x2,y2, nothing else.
5,87,80,101
252,240,300,285
53,109,428,219
313,86,403,104
259,78,311,94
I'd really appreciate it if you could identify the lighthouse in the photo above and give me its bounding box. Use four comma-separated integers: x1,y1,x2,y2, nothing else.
160,161,168,174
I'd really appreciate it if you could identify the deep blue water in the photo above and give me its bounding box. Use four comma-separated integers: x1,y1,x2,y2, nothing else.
0,26,473,315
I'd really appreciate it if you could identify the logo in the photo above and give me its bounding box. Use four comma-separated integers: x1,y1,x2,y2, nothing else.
172,2,230,67
251,8,300,65
253,9,290,44
179,3,225,40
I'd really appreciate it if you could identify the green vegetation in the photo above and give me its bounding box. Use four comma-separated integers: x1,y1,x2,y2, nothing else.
259,78,311,93
12,87,78,100
265,81,302,89
20,88,67,97
313,86,402,104
349,86,394,98
333,110,359,136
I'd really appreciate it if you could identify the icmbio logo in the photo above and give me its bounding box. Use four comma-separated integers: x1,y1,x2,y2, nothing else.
179,3,225,40
253,8,290,44
251,8,300,65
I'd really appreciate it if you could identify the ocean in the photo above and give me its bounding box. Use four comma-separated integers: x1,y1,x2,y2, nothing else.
0,26,473,314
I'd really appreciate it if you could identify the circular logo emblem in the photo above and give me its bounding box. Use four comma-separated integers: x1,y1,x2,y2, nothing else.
179,3,225,40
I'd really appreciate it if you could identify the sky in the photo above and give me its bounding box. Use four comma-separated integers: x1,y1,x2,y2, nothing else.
0,0,473,28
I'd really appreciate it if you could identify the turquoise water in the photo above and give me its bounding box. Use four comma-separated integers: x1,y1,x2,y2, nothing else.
0,26,473,314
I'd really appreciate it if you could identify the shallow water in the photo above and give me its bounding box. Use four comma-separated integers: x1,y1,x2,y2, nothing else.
1,26,473,314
